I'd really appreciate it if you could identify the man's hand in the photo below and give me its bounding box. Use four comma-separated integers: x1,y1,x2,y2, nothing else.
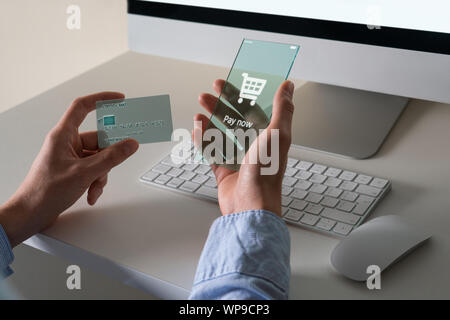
195,80,295,217
0,92,139,247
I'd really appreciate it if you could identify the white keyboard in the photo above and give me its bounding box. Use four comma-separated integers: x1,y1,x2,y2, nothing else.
140,144,391,237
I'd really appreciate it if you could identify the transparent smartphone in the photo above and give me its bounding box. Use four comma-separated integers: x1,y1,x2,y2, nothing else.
201,39,299,170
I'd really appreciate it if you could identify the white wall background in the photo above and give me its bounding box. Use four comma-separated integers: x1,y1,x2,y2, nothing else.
0,0,155,299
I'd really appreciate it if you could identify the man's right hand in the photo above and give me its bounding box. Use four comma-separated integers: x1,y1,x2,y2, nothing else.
194,80,295,217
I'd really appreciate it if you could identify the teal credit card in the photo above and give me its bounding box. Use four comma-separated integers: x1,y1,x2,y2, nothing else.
96,95,173,148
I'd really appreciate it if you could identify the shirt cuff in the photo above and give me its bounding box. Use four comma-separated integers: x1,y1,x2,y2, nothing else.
0,224,14,278
193,210,290,295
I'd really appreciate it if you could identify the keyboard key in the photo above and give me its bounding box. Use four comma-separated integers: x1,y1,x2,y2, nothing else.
290,199,308,211
142,171,159,182
296,161,313,171
294,170,312,180
370,178,389,189
282,206,289,216
336,200,355,212
291,189,308,200
300,214,320,226
353,195,375,215
287,158,298,167
161,156,184,168
282,176,298,187
309,174,327,184
305,193,323,204
356,195,375,205
333,223,353,236
182,163,198,171
152,164,171,174
321,196,339,208
154,174,171,185
324,187,343,198
282,196,293,207
196,186,218,199
353,202,371,215
282,186,293,196
284,167,298,177
295,180,312,190
356,184,382,197
192,174,209,184
284,209,303,222
305,204,323,215
341,191,359,202
339,171,357,181
324,167,342,178
207,171,215,177
316,218,336,231
166,177,184,188
204,177,217,188
167,168,183,177
324,177,342,187
309,184,327,194
340,181,357,191
180,181,200,192
179,171,196,181
354,174,372,185
310,164,327,174
322,208,360,225
195,165,211,175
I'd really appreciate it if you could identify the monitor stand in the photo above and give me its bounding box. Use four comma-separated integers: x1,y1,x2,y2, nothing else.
291,82,409,159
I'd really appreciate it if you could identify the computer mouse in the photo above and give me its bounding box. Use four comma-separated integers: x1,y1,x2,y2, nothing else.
330,215,432,281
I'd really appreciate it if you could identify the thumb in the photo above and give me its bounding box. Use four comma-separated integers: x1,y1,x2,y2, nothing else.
268,80,295,132
87,139,139,176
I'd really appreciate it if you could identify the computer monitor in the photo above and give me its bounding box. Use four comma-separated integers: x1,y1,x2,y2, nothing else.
127,0,450,158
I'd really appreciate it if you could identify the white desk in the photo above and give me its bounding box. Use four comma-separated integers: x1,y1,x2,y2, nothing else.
1,52,449,299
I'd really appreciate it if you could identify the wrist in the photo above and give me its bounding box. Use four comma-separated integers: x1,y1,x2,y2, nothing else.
0,195,36,247
229,192,282,217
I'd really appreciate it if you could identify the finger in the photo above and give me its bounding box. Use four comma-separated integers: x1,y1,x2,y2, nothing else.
198,93,218,115
87,174,108,205
200,94,248,126
82,150,98,157
192,113,210,151
84,138,139,176
268,80,295,132
213,79,239,101
80,131,99,151
213,79,268,125
213,79,226,96
192,114,221,176
59,92,125,129
192,114,235,184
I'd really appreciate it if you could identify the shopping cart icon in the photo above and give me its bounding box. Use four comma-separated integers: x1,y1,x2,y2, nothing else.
238,73,267,106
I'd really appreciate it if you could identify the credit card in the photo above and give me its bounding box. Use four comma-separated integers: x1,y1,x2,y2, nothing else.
96,95,173,148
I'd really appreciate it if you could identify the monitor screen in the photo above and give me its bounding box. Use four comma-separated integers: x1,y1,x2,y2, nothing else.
129,0,450,55
149,0,450,34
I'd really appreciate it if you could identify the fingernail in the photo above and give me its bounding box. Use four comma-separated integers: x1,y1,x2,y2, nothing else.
286,81,295,97
194,119,202,129
89,188,102,205
123,140,139,156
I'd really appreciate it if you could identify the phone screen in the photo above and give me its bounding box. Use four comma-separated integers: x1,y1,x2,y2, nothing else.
201,39,299,170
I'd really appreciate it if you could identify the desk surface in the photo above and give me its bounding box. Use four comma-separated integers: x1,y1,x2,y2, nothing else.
1,52,449,299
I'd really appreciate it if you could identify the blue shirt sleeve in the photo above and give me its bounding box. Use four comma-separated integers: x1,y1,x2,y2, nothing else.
0,224,14,278
189,210,290,300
